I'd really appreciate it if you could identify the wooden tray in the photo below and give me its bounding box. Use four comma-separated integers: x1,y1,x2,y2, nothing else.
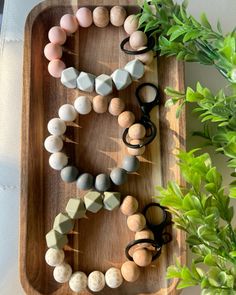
20,0,186,294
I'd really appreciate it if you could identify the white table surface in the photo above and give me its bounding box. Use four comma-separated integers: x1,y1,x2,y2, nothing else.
0,0,235,294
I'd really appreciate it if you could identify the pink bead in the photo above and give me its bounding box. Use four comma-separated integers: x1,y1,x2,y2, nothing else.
48,26,67,45
60,14,79,34
44,43,62,61
76,7,93,28
48,60,66,78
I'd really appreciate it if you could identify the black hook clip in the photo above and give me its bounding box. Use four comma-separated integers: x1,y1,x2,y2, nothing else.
122,83,160,149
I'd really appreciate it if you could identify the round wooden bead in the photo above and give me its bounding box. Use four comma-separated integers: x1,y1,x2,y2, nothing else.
44,135,63,153
129,31,148,50
108,97,125,116
74,96,92,115
135,229,154,241
93,7,109,28
45,248,65,267
122,155,140,172
95,173,111,191
118,111,135,128
76,173,94,190
88,271,105,292
121,261,140,282
48,59,66,78
69,272,88,292
49,152,68,170
61,166,79,183
124,15,139,35
127,139,146,156
128,123,146,140
60,14,78,34
44,43,62,61
93,95,108,113
120,195,139,216
135,47,154,65
48,26,67,45
58,104,77,122
48,118,66,136
76,7,93,28
133,248,152,267
53,262,72,283
110,168,127,186
127,213,146,232
105,267,123,288
110,6,127,27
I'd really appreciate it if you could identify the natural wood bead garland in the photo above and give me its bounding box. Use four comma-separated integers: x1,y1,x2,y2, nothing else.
44,96,147,191
44,6,154,95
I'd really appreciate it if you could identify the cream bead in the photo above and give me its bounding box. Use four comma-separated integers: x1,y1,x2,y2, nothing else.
76,7,93,28
49,152,68,170
124,15,139,35
60,14,78,34
53,262,72,283
127,213,146,232
45,248,65,267
127,139,146,156
128,123,146,140
118,111,135,128
121,261,140,282
69,272,88,292
135,47,154,65
44,135,63,153
48,59,66,78
109,97,125,116
88,271,105,292
74,96,92,115
133,248,152,267
47,118,66,136
93,7,109,28
58,104,77,122
48,26,67,45
110,6,127,27
93,95,108,113
129,31,148,50
44,43,62,61
105,267,123,288
120,195,139,216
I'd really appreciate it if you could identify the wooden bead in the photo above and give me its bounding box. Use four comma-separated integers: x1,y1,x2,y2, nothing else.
135,229,154,241
121,261,140,282
127,213,146,232
135,47,154,65
109,97,125,116
129,31,148,50
110,6,127,27
124,15,139,35
118,111,135,128
127,139,146,156
93,95,108,113
133,248,152,267
128,123,146,140
93,7,109,28
120,195,138,216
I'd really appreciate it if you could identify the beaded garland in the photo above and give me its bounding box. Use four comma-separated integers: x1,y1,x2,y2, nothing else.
45,194,161,292
44,95,148,192
44,6,154,96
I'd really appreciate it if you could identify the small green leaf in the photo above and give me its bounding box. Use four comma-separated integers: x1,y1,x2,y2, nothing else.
200,13,212,29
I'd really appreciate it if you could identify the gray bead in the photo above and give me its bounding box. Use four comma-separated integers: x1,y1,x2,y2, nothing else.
60,166,79,183
122,155,140,173
95,174,111,192
111,69,132,90
61,67,79,88
110,168,127,186
124,59,144,80
76,173,94,190
95,74,113,96
77,72,96,92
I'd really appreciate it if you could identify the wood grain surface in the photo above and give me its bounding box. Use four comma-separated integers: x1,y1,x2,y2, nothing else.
20,0,186,294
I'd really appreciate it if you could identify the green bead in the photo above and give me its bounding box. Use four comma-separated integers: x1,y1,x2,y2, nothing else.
46,229,68,250
84,191,103,213
103,192,121,211
53,213,74,234
66,198,86,219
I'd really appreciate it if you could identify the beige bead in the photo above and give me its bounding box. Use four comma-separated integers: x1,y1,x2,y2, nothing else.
88,271,105,292
118,111,135,128
120,195,139,216
127,139,146,156
124,15,139,35
130,31,148,50
135,229,154,241
93,95,108,113
128,123,146,140
110,6,127,27
93,7,109,28
105,267,123,288
109,97,125,116
121,261,140,282
135,47,154,65
133,248,152,267
127,213,146,232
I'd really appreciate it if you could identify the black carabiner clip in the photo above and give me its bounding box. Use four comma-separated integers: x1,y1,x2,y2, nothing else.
122,83,160,149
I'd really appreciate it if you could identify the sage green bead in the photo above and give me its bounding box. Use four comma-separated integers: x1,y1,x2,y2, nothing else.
84,191,103,213
110,168,127,186
53,213,74,234
66,198,86,219
103,192,121,211
46,229,68,250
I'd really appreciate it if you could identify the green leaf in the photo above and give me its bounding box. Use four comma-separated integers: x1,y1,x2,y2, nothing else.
200,13,212,29
166,265,182,279
198,225,218,243
186,87,203,102
204,254,217,266
177,280,198,289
